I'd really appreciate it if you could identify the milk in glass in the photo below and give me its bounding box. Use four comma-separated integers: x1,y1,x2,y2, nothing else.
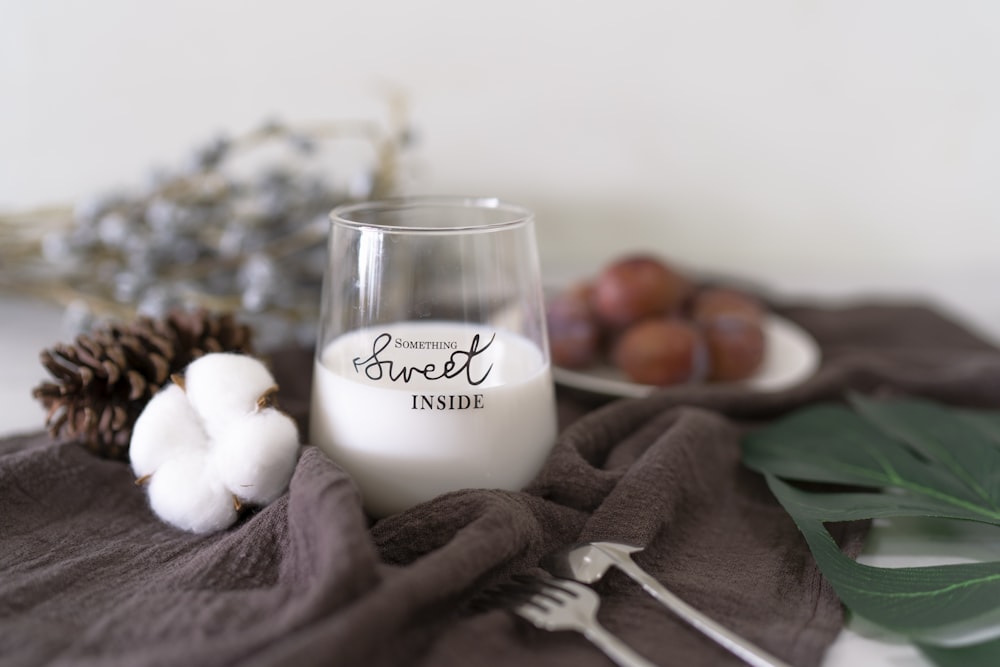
310,320,557,516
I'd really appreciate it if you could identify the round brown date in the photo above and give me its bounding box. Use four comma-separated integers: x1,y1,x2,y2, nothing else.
611,319,708,386
702,316,765,381
691,287,763,326
546,283,602,369
591,255,693,329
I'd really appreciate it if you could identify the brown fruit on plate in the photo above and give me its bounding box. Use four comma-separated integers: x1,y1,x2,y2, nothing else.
591,255,693,328
703,316,766,382
546,283,601,369
612,319,708,386
691,287,763,326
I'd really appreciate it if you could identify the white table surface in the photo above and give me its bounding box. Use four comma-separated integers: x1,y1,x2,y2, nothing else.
2,292,998,667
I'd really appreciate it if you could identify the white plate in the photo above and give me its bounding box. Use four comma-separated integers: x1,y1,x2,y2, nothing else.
551,314,821,398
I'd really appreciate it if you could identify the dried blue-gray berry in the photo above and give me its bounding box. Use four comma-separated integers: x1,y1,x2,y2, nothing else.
5,116,409,348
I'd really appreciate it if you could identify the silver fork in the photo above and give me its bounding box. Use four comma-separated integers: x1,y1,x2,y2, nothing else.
547,542,792,667
496,574,658,667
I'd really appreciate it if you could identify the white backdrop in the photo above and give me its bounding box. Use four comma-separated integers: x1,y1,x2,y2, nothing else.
2,0,999,333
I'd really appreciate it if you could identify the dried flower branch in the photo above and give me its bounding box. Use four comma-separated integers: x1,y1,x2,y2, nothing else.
1,99,412,347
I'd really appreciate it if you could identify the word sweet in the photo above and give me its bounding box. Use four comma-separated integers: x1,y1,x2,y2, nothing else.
353,332,495,385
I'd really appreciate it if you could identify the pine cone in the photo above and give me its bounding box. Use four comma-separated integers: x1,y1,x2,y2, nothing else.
32,309,253,460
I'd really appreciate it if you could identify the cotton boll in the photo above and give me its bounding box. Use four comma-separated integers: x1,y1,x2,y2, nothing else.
130,383,208,478
213,409,300,505
132,352,294,533
147,449,238,534
183,353,277,433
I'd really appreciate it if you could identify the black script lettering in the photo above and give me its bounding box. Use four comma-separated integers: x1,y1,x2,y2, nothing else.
355,332,496,385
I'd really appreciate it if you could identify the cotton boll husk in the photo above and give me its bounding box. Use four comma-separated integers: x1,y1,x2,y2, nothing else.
213,409,300,505
183,353,277,433
130,383,208,478
147,449,238,534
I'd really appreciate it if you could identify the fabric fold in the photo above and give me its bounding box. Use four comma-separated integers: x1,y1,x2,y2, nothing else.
2,300,999,667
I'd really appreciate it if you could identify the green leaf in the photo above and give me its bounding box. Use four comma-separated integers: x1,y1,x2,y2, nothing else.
921,636,1000,667
742,395,1000,663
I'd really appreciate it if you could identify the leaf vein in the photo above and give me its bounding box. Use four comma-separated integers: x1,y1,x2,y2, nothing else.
838,572,1000,599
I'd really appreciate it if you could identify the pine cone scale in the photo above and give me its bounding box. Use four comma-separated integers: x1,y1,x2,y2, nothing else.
40,351,77,383
75,335,106,363
103,361,121,385
98,405,114,433
126,370,148,401
73,347,107,377
111,405,128,430
79,407,96,432
43,399,62,422
104,345,129,370
117,336,169,384
149,354,171,385
48,409,68,436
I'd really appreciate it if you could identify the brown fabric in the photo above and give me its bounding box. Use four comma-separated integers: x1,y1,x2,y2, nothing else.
2,302,1000,667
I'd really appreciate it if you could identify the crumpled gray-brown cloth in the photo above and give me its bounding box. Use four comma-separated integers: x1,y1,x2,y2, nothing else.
3,302,1000,667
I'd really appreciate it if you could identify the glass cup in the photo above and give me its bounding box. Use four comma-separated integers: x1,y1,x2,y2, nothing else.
309,197,557,517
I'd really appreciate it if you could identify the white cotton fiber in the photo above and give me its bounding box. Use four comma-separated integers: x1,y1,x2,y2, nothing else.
183,353,277,434
130,383,208,478
130,351,301,534
212,409,300,505
146,449,238,534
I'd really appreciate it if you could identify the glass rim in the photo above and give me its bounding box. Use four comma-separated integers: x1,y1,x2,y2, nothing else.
330,196,533,233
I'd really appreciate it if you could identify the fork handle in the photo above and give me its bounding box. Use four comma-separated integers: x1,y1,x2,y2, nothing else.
582,624,659,667
617,558,792,667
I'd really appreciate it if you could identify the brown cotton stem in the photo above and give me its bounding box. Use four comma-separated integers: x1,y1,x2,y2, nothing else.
255,385,280,411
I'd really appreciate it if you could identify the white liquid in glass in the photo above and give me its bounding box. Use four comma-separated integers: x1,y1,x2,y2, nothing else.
309,321,557,517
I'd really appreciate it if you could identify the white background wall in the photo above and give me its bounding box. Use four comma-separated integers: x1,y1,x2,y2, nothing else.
2,0,999,333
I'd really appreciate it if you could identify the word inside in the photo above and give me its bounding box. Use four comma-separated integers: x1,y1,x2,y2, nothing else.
410,394,485,410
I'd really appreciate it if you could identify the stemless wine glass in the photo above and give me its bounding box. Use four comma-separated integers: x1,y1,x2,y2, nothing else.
309,197,557,517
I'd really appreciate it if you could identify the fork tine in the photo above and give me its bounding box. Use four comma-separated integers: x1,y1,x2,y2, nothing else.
537,576,591,599
472,574,569,613
511,574,568,606
528,581,582,611
470,573,549,613
509,576,586,631
480,574,659,667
